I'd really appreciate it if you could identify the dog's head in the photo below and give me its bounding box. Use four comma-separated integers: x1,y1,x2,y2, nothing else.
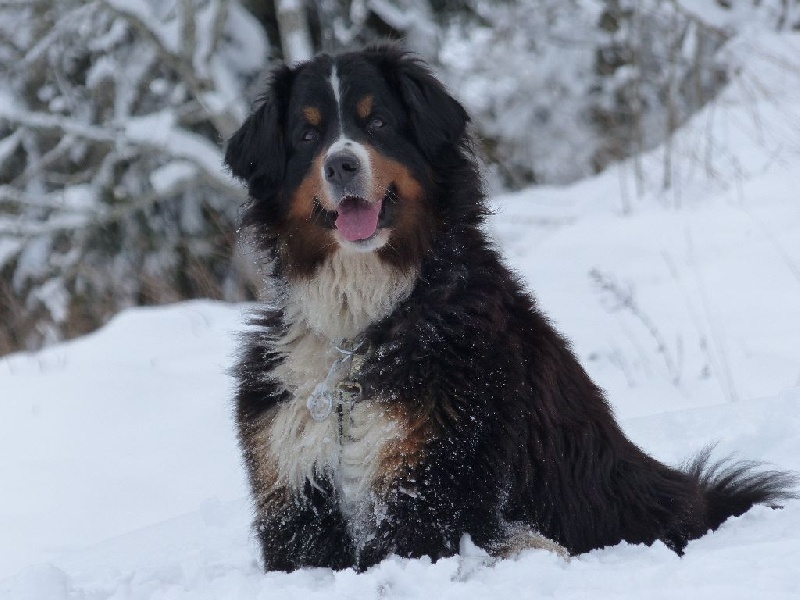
225,45,470,278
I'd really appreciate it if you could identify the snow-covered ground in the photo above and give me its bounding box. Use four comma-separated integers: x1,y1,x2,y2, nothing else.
2,32,800,600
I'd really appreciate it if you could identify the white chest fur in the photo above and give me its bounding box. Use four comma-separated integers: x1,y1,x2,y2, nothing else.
263,250,415,531
289,250,417,341
266,341,401,496
265,330,402,534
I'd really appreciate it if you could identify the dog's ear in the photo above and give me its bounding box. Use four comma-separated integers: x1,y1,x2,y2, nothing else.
225,64,294,201
370,46,469,163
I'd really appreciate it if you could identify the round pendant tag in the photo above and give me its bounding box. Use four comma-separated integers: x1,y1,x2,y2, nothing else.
307,383,334,421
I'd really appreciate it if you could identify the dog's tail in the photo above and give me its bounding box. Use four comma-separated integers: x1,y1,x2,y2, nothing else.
687,447,798,533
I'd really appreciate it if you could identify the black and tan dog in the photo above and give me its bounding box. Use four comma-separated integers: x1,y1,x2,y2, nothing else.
224,44,796,572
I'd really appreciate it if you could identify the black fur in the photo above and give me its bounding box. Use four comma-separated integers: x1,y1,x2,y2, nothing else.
226,44,797,572
225,66,292,197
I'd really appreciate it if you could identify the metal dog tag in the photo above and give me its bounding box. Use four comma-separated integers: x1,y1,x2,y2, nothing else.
307,383,334,421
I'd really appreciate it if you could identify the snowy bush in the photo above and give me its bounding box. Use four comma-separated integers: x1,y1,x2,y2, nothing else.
0,0,268,353
434,0,731,187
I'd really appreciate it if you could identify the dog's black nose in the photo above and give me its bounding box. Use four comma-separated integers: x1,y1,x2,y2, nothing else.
324,150,360,187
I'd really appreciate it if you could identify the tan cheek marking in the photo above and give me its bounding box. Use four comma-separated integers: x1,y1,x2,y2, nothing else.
303,107,322,126
364,146,436,268
282,152,336,278
365,147,424,204
288,153,326,219
357,95,374,120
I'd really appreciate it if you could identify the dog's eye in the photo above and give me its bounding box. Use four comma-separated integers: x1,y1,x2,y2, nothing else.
300,129,318,143
367,116,386,132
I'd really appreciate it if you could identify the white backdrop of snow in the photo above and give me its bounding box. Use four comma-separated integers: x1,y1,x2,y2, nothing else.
2,30,800,600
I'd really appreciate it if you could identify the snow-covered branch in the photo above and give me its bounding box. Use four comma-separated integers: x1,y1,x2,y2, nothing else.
0,106,116,144
668,0,730,38
275,0,313,64
0,185,95,212
0,104,245,197
98,0,242,138
0,173,201,237
0,0,267,353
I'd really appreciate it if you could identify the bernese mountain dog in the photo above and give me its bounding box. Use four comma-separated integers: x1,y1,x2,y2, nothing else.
224,44,796,572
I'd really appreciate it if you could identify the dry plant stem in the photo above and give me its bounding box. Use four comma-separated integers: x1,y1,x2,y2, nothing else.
682,230,739,403
590,267,681,386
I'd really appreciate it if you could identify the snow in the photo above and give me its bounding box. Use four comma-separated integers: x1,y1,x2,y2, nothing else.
0,130,21,168
32,278,69,324
220,3,270,75
0,89,18,117
0,239,20,268
104,0,181,54
59,185,98,212
150,161,198,195
275,0,314,64
10,236,52,292
2,31,800,600
677,0,800,32
125,111,237,191
0,303,247,583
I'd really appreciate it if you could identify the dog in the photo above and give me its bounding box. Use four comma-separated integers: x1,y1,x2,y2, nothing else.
224,44,796,572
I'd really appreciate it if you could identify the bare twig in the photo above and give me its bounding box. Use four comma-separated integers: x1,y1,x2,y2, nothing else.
590,267,681,386
666,0,729,39
209,0,231,59
11,134,75,187
180,0,197,64
682,230,739,402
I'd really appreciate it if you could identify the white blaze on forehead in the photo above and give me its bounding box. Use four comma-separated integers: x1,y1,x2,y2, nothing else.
322,64,373,207
329,64,343,134
322,62,378,222
325,61,366,162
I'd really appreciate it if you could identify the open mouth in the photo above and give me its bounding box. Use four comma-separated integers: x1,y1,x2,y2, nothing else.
313,186,397,243
335,195,383,242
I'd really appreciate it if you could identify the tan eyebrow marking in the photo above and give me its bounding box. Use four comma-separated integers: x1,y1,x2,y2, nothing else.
303,107,322,126
357,95,374,120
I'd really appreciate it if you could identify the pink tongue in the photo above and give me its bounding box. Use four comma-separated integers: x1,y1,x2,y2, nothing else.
335,198,382,242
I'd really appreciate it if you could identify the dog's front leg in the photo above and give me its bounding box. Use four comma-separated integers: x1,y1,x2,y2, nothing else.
254,478,355,572
355,430,499,571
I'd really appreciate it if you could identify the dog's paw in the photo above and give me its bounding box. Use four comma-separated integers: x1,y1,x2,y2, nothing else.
490,526,570,560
